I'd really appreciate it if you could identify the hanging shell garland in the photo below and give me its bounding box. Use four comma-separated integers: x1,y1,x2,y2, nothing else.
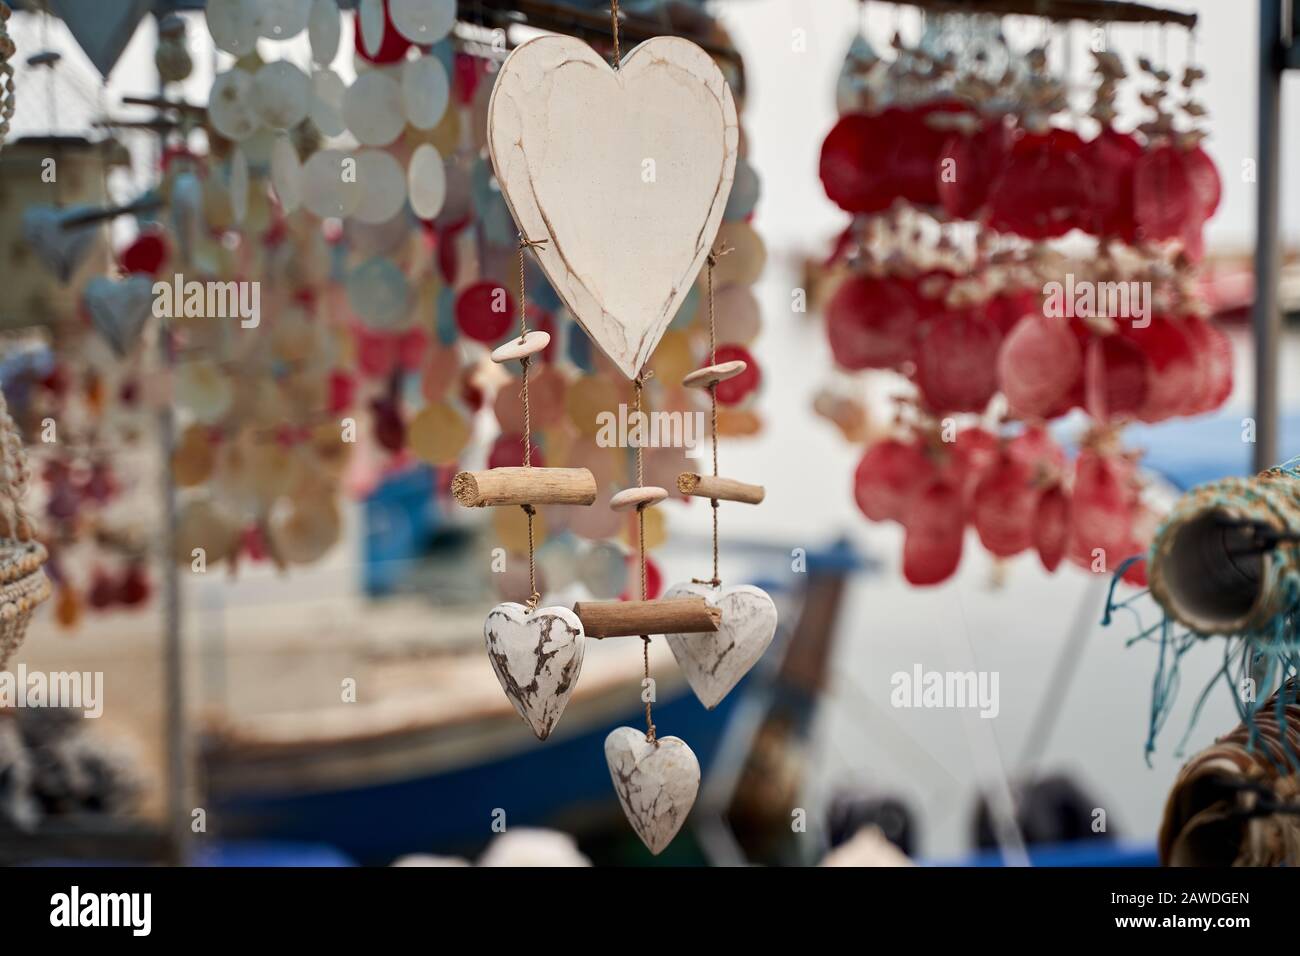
0,1,16,152
0,390,52,669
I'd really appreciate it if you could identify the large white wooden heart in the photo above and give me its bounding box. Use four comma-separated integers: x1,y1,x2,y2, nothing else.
604,727,700,855
484,602,585,741
664,582,777,709
488,35,738,380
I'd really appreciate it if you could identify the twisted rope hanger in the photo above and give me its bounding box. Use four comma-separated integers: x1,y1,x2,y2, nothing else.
516,232,548,611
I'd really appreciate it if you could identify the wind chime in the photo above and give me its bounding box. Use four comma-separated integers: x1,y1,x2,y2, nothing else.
452,4,776,855
1104,457,1300,815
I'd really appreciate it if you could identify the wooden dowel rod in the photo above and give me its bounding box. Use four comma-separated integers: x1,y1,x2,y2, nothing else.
120,94,208,115
677,473,765,505
452,467,596,508
891,0,1195,28
59,197,164,230
574,598,720,638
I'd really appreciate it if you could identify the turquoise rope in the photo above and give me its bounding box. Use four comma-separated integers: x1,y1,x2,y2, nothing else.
1104,458,1300,768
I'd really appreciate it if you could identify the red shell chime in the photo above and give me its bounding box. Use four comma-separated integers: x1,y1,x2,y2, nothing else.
819,13,1228,587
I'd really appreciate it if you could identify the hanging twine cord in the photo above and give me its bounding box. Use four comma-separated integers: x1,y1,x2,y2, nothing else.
517,233,548,611
693,243,732,588
610,0,622,69
633,368,657,743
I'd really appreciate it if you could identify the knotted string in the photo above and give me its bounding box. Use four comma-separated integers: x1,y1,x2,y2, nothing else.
517,233,548,611
692,243,732,589
633,368,657,743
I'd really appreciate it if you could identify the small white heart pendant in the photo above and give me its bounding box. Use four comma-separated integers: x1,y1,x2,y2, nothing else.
663,582,777,709
605,726,700,855
484,602,585,741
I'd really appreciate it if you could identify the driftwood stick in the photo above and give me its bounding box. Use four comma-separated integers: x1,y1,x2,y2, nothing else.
892,0,1195,28
451,467,596,508
677,473,765,505
574,598,720,638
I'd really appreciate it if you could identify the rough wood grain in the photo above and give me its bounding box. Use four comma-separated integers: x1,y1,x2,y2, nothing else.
451,467,597,508
573,597,720,638
676,473,765,505
663,582,777,710
484,602,586,741
605,727,700,855
487,34,738,380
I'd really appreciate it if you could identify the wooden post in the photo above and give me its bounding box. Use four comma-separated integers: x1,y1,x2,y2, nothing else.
574,597,720,637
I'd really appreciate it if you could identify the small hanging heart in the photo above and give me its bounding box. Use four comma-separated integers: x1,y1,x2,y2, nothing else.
663,582,777,709
484,602,586,741
22,205,101,284
488,35,738,379
604,727,700,855
84,275,155,357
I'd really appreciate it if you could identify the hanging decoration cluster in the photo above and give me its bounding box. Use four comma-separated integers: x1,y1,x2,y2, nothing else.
458,7,777,856
5,0,768,630
1105,459,1300,766
815,9,1229,586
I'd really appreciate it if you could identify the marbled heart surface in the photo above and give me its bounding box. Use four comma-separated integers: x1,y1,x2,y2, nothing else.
22,205,101,284
604,727,700,856
487,34,738,380
484,602,585,741
664,582,777,709
84,275,154,357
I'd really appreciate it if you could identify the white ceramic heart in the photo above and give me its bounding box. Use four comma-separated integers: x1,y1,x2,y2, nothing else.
487,35,738,379
484,602,586,741
84,275,154,357
22,205,100,283
605,727,700,855
664,582,777,709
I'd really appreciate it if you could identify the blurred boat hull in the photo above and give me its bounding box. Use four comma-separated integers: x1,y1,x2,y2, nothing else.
202,666,741,865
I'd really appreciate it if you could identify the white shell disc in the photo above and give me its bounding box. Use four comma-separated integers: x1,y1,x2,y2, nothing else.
209,69,259,141
346,256,410,328
358,0,385,59
270,135,303,212
310,69,346,137
402,54,450,130
390,0,456,44
207,0,262,57
342,70,406,146
252,60,311,130
302,149,361,218
308,0,341,66
408,144,446,220
353,149,408,225
259,0,312,40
